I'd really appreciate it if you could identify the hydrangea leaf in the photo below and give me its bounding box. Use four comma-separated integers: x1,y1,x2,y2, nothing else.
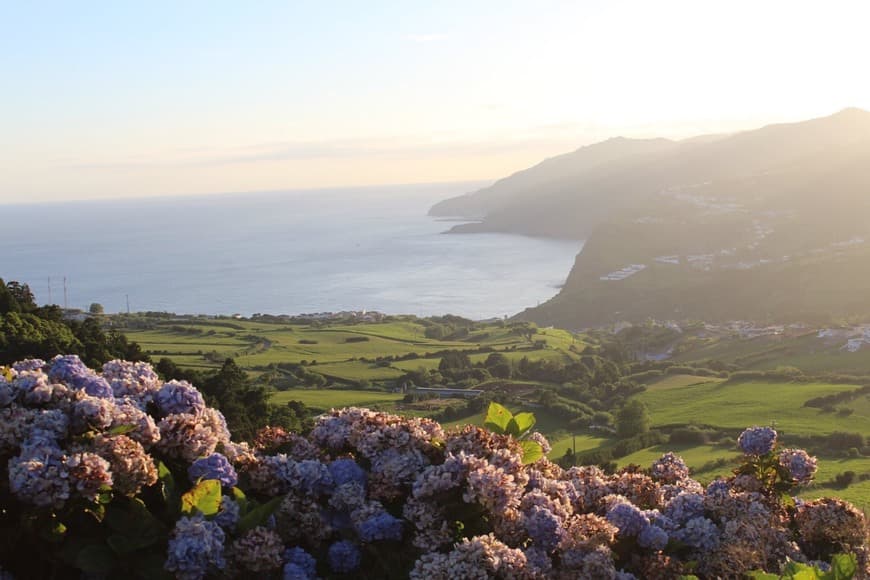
511,412,536,435
520,440,544,465
829,553,858,580
107,423,137,436
180,479,222,517
484,402,513,434
237,496,283,533
74,543,116,575
746,573,779,579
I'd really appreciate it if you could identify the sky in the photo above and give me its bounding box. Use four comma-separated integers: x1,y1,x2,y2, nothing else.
2,0,870,203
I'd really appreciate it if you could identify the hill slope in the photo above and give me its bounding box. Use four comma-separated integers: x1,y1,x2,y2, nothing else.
432,109,870,327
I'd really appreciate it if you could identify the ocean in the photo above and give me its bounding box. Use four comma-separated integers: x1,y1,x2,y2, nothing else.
0,183,582,319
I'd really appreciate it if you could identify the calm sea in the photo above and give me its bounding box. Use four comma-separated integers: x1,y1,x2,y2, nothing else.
0,183,582,319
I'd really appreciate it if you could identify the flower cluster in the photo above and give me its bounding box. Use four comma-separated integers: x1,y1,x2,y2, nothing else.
1,358,868,580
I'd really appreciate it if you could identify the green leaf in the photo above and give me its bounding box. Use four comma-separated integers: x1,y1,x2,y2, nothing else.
830,553,858,580
511,412,536,435
230,486,248,513
746,573,780,580
108,423,137,436
157,460,178,509
519,440,544,465
75,543,116,575
181,479,222,517
104,498,167,553
483,402,512,434
237,496,283,533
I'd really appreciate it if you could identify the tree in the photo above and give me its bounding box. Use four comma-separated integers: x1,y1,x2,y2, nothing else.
89,303,105,315
616,400,650,438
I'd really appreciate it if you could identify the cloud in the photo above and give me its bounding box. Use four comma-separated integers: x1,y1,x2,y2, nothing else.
405,33,447,43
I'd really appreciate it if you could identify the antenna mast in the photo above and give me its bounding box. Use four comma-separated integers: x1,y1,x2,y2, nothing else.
47,277,52,305
63,276,68,309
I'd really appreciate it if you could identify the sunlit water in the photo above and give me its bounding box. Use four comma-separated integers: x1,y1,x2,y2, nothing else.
1,184,582,319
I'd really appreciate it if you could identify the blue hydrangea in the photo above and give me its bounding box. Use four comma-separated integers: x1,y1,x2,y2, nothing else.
673,516,720,551
523,506,563,552
283,547,317,578
664,492,705,526
291,460,335,496
638,525,669,550
0,382,12,407
606,501,650,537
328,540,361,573
738,426,777,455
213,496,241,531
705,479,730,497
49,355,113,398
155,380,206,416
12,359,45,372
778,448,818,484
328,458,366,487
283,563,312,580
358,512,404,542
188,453,238,488
165,514,226,579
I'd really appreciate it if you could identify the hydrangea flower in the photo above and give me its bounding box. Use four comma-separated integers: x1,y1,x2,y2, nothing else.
231,527,284,572
605,500,649,537
213,495,241,531
328,458,367,487
523,505,563,552
49,355,113,398
283,547,317,578
188,453,238,488
778,448,817,484
165,514,226,580
155,380,206,416
651,452,689,483
664,492,705,526
328,540,361,573
67,451,113,502
738,426,777,455
8,443,70,508
638,525,669,550
358,512,403,542
673,516,720,551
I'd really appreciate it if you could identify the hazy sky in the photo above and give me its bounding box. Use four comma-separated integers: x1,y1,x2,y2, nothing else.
2,1,870,202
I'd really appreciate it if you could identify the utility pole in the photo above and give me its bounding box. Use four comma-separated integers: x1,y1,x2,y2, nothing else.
47,277,52,305
63,277,68,309
126,294,130,314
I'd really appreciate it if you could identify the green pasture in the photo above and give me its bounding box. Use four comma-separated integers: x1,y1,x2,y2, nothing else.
271,388,403,410
637,377,861,436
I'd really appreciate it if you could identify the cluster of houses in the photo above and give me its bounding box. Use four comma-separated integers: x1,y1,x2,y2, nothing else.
599,264,647,281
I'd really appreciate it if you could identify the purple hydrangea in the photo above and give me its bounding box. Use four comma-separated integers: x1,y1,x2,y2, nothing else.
606,501,650,537
329,458,367,487
165,514,226,579
12,359,45,372
214,496,241,531
155,380,206,416
673,516,720,551
358,512,404,542
705,479,730,497
651,452,690,483
328,540,361,573
523,506,563,552
778,448,818,484
49,355,113,399
637,525,669,550
664,492,705,526
8,442,71,508
284,547,317,578
188,453,238,488
738,426,777,455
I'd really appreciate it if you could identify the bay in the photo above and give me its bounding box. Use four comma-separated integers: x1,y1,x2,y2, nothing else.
0,183,582,319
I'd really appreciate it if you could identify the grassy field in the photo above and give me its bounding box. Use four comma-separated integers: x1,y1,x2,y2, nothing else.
638,375,863,436
120,316,583,383
271,388,404,410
